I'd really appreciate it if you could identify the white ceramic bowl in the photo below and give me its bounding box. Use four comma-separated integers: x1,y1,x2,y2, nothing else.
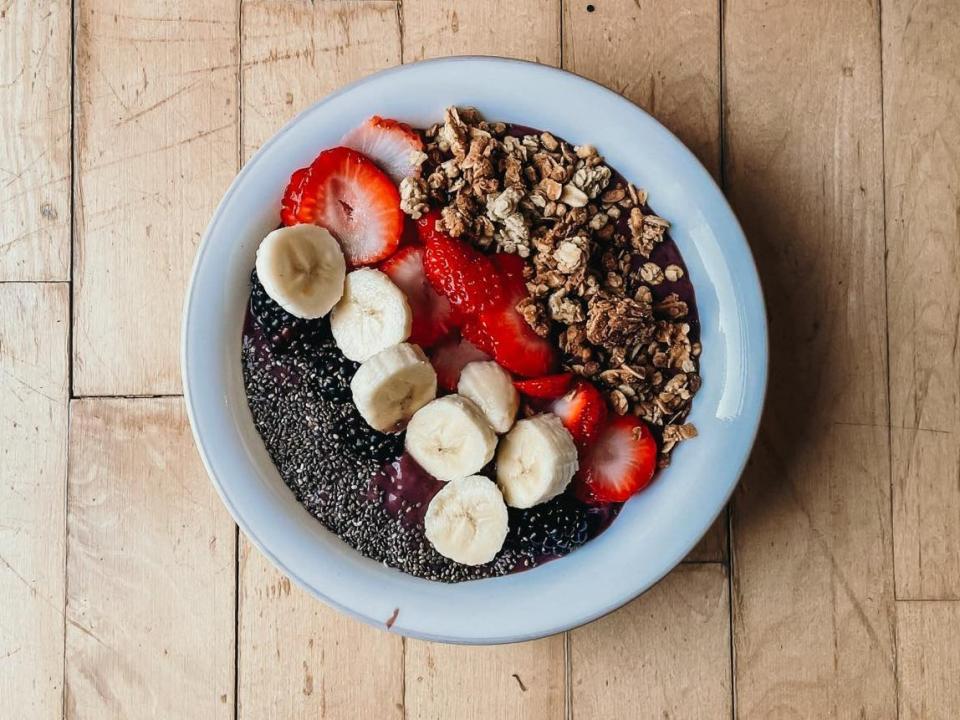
182,57,767,644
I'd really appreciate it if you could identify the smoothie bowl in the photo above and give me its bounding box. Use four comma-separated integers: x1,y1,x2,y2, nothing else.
182,57,767,644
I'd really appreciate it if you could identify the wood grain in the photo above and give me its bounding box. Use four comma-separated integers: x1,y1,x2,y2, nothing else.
562,0,720,177
396,7,570,718
401,0,560,65
897,601,960,719
0,1,71,280
570,564,731,719
238,543,403,720
404,636,565,720
883,0,960,601
241,0,402,162
72,0,238,395
724,0,897,716
562,0,726,560
65,398,236,719
237,4,404,718
0,283,69,719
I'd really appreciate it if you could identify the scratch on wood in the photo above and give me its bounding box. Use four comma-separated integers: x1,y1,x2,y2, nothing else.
512,673,528,692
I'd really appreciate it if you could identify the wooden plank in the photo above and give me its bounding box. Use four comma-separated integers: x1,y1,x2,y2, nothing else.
564,0,725,563
897,601,960,719
724,0,897,716
405,636,565,720
241,0,402,162
73,0,238,395
0,283,69,719
401,0,560,65
564,0,724,562
238,544,403,720
237,4,404,719
562,0,720,177
570,564,731,718
65,398,236,719
0,1,71,280
396,6,567,717
883,0,960,601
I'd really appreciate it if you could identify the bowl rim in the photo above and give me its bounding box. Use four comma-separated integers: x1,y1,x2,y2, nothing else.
182,55,768,644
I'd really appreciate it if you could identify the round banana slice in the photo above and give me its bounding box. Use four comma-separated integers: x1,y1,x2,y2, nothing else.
424,475,509,566
404,394,498,482
330,268,412,362
255,224,346,319
457,360,519,434
496,413,579,508
351,343,437,432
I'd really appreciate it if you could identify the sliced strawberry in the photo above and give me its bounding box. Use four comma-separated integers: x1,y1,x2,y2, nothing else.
491,252,527,300
460,315,494,354
281,146,402,266
550,379,608,447
340,115,424,183
399,215,421,248
574,415,658,504
423,234,504,317
428,334,491,391
514,372,574,399
474,302,558,377
414,210,446,244
380,245,454,348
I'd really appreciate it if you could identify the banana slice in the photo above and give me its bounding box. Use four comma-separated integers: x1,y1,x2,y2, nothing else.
424,475,509,565
457,361,519,434
350,343,437,432
330,268,412,362
496,413,579,508
404,395,498,482
255,224,346,318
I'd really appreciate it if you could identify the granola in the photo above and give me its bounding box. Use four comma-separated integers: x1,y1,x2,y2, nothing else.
403,107,701,465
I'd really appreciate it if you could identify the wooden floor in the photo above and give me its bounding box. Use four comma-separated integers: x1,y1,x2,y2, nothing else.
1,0,958,717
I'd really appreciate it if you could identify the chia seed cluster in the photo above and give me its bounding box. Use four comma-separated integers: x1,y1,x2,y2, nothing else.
243,275,620,582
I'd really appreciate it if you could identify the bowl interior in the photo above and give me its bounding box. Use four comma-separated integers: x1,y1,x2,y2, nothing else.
183,57,767,644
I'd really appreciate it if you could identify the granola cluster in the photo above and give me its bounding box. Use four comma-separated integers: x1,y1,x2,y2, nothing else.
400,108,700,466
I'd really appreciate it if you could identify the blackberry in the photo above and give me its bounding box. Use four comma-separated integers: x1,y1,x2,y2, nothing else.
301,332,358,403
250,269,306,346
331,401,405,463
511,493,593,559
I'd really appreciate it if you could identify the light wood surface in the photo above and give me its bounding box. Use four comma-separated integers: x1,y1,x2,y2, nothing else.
72,0,239,395
405,636,565,720
725,0,898,716
0,0,71,281
0,284,69,719
570,564,732,719
1,0,959,717
65,398,236,719
883,0,960,602
897,601,960,719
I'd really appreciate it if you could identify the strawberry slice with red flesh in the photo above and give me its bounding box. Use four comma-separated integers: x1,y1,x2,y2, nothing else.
380,245,454,348
491,252,527,297
414,209,447,244
340,115,424,183
471,252,557,377
474,302,558,377
422,233,504,318
550,379,608,447
514,372,575,399
428,334,492,391
280,146,402,266
573,415,658,504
